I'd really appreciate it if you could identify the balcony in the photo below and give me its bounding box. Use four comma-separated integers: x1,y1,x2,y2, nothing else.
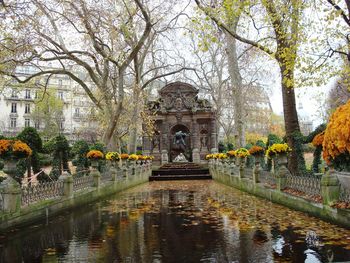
23,96,34,102
6,95,21,101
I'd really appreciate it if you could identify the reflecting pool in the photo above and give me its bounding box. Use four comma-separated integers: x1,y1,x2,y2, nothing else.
1,180,350,262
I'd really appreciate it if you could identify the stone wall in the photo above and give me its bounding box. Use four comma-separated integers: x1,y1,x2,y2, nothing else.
0,163,152,230
209,160,350,229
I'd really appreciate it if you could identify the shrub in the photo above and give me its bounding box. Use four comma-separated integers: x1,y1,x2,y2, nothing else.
45,135,71,178
218,141,226,153
17,127,42,176
37,153,52,167
72,140,89,175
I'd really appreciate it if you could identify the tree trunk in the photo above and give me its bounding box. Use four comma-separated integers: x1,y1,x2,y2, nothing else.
280,65,303,175
102,71,125,150
127,87,141,153
225,31,245,148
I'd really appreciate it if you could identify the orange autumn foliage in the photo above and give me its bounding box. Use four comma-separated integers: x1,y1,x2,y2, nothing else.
312,132,325,147
323,99,350,164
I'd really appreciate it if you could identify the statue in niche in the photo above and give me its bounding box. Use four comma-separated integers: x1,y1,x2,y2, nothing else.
200,136,208,150
173,130,189,148
152,133,160,152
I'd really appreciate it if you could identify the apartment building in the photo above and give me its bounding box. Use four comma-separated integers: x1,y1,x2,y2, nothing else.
0,66,98,142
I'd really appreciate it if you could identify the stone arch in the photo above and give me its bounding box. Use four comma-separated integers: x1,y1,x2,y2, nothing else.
169,124,191,162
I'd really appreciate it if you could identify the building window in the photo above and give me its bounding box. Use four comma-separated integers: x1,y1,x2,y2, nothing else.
60,121,64,130
34,121,40,129
24,118,30,127
58,91,64,100
59,79,63,87
25,89,31,99
11,103,17,113
10,118,16,128
25,103,30,114
11,89,18,98
75,108,80,116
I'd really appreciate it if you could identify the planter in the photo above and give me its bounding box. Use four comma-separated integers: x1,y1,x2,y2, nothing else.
2,158,18,179
237,157,245,179
90,159,100,169
274,154,290,191
252,156,262,183
121,159,129,167
0,157,21,213
276,153,288,167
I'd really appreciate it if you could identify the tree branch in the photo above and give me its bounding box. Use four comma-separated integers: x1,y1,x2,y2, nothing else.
194,0,275,56
141,67,196,90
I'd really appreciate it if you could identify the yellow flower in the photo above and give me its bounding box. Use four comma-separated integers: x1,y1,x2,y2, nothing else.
106,152,120,161
205,154,213,160
217,153,228,159
266,143,291,158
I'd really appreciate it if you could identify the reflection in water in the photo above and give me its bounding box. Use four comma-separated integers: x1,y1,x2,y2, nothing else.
1,180,350,262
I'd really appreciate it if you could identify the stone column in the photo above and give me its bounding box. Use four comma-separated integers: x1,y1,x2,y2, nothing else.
192,118,200,163
276,155,289,191
143,135,151,156
252,157,261,184
0,175,21,213
91,161,101,188
59,171,73,198
230,161,236,176
161,150,169,164
110,165,118,182
210,118,218,153
238,159,245,179
321,167,340,206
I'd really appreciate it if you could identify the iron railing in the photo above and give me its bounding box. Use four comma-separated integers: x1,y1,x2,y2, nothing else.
21,180,64,207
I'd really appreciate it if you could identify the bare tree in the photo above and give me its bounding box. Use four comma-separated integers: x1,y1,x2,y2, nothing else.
195,0,306,174
0,0,152,149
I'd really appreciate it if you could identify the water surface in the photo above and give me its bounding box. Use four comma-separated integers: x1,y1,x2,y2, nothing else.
1,180,350,262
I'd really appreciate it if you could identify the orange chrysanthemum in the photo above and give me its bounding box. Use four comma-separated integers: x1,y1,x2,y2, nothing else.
312,132,325,147
0,139,32,159
86,150,104,159
249,146,265,155
323,99,350,164
120,153,129,160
